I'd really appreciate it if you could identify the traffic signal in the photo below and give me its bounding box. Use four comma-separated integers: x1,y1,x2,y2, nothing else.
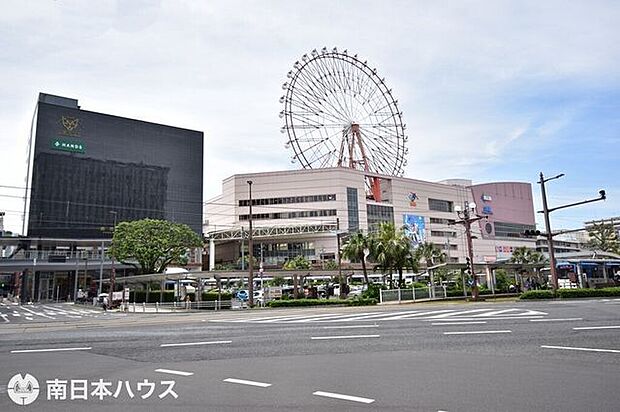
523,229,541,237
464,257,471,274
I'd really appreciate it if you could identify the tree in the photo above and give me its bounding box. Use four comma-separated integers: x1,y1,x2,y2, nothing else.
509,246,546,286
586,223,620,254
414,242,446,286
371,222,417,288
341,231,372,285
283,255,311,298
111,219,203,274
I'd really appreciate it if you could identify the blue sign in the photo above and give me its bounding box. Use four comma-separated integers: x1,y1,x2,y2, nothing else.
482,205,493,215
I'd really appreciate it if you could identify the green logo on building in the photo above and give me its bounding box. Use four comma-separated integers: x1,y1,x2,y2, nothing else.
51,138,85,154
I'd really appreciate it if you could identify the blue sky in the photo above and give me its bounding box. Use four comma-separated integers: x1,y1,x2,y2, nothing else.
0,0,618,233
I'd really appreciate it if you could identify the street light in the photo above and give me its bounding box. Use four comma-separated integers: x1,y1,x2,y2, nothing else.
538,172,606,290
247,180,254,307
452,201,486,300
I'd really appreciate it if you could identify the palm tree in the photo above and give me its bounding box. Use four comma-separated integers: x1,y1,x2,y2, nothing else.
341,231,372,285
509,246,546,287
370,222,417,288
414,242,446,286
587,223,620,254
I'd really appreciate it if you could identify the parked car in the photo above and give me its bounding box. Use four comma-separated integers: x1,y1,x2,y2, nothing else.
236,290,249,301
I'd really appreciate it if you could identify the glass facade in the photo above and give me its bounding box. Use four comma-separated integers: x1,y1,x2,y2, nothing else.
347,187,359,232
28,97,203,238
367,204,394,231
428,198,454,213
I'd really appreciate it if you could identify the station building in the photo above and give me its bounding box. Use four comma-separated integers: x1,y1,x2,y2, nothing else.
203,167,538,270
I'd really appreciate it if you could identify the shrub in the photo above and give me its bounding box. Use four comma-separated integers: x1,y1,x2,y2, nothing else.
268,299,345,308
557,287,620,299
362,284,386,300
520,290,555,300
346,297,378,306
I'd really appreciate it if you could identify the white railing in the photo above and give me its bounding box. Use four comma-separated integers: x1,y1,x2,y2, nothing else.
379,286,447,304
119,300,233,313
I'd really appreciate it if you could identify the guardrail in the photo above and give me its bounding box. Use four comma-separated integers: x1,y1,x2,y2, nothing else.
379,286,447,304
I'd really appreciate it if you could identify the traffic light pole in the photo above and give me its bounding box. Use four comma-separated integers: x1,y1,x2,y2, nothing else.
247,180,254,307
539,173,559,291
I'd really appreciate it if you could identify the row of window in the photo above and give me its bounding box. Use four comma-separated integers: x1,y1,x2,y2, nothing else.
429,217,456,225
433,243,458,251
428,198,454,213
494,222,536,238
239,194,336,207
430,230,457,238
239,209,337,221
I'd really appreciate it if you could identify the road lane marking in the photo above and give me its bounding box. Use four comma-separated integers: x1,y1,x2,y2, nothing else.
432,316,544,321
426,309,490,319
541,345,620,354
573,325,620,330
1,314,9,323
311,334,380,340
20,306,56,319
443,330,511,335
313,391,375,404
11,347,92,353
323,325,379,329
432,321,487,326
160,340,232,347
382,310,455,320
223,378,271,388
530,318,583,322
155,368,194,376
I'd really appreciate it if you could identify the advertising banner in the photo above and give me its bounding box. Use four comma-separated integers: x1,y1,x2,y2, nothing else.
403,214,426,248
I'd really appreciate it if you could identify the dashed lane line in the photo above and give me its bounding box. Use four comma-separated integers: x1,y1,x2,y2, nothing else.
323,324,379,329
313,391,375,404
431,321,487,326
443,330,512,335
541,345,620,354
573,325,620,330
160,340,232,348
155,368,194,376
530,318,583,322
11,347,92,354
223,378,271,388
311,334,380,340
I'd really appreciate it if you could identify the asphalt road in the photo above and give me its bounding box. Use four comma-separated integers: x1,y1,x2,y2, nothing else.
0,298,619,411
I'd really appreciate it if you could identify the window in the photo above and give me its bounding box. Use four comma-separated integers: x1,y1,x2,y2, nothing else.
494,222,536,238
428,198,454,213
430,217,456,225
239,194,336,206
367,204,394,231
239,209,336,221
347,187,359,232
430,230,456,238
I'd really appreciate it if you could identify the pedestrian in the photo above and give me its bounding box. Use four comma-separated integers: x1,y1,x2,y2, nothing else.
102,296,109,312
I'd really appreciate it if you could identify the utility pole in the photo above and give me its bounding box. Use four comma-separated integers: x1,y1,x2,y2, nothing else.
452,201,486,300
336,218,345,299
537,172,606,291
247,180,254,307
109,211,117,304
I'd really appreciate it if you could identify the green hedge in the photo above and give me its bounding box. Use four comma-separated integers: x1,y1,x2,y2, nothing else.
129,290,232,303
268,298,377,308
519,290,555,300
520,287,620,300
557,287,620,298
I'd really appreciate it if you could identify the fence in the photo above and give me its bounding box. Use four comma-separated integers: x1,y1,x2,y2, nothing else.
117,300,234,313
379,286,447,304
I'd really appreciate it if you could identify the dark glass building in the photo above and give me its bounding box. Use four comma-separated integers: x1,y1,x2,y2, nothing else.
27,93,203,238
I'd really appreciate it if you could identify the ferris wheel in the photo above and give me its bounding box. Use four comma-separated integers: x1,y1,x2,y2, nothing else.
280,47,408,189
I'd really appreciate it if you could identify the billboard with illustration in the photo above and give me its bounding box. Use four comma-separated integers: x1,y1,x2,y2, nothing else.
403,214,426,248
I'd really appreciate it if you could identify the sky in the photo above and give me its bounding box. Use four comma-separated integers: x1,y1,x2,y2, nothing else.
0,0,618,234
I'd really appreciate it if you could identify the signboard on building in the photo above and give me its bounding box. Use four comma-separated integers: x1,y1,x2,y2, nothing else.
403,214,426,248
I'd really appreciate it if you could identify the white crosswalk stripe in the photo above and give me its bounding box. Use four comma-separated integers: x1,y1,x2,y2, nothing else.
0,304,101,324
211,307,549,324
